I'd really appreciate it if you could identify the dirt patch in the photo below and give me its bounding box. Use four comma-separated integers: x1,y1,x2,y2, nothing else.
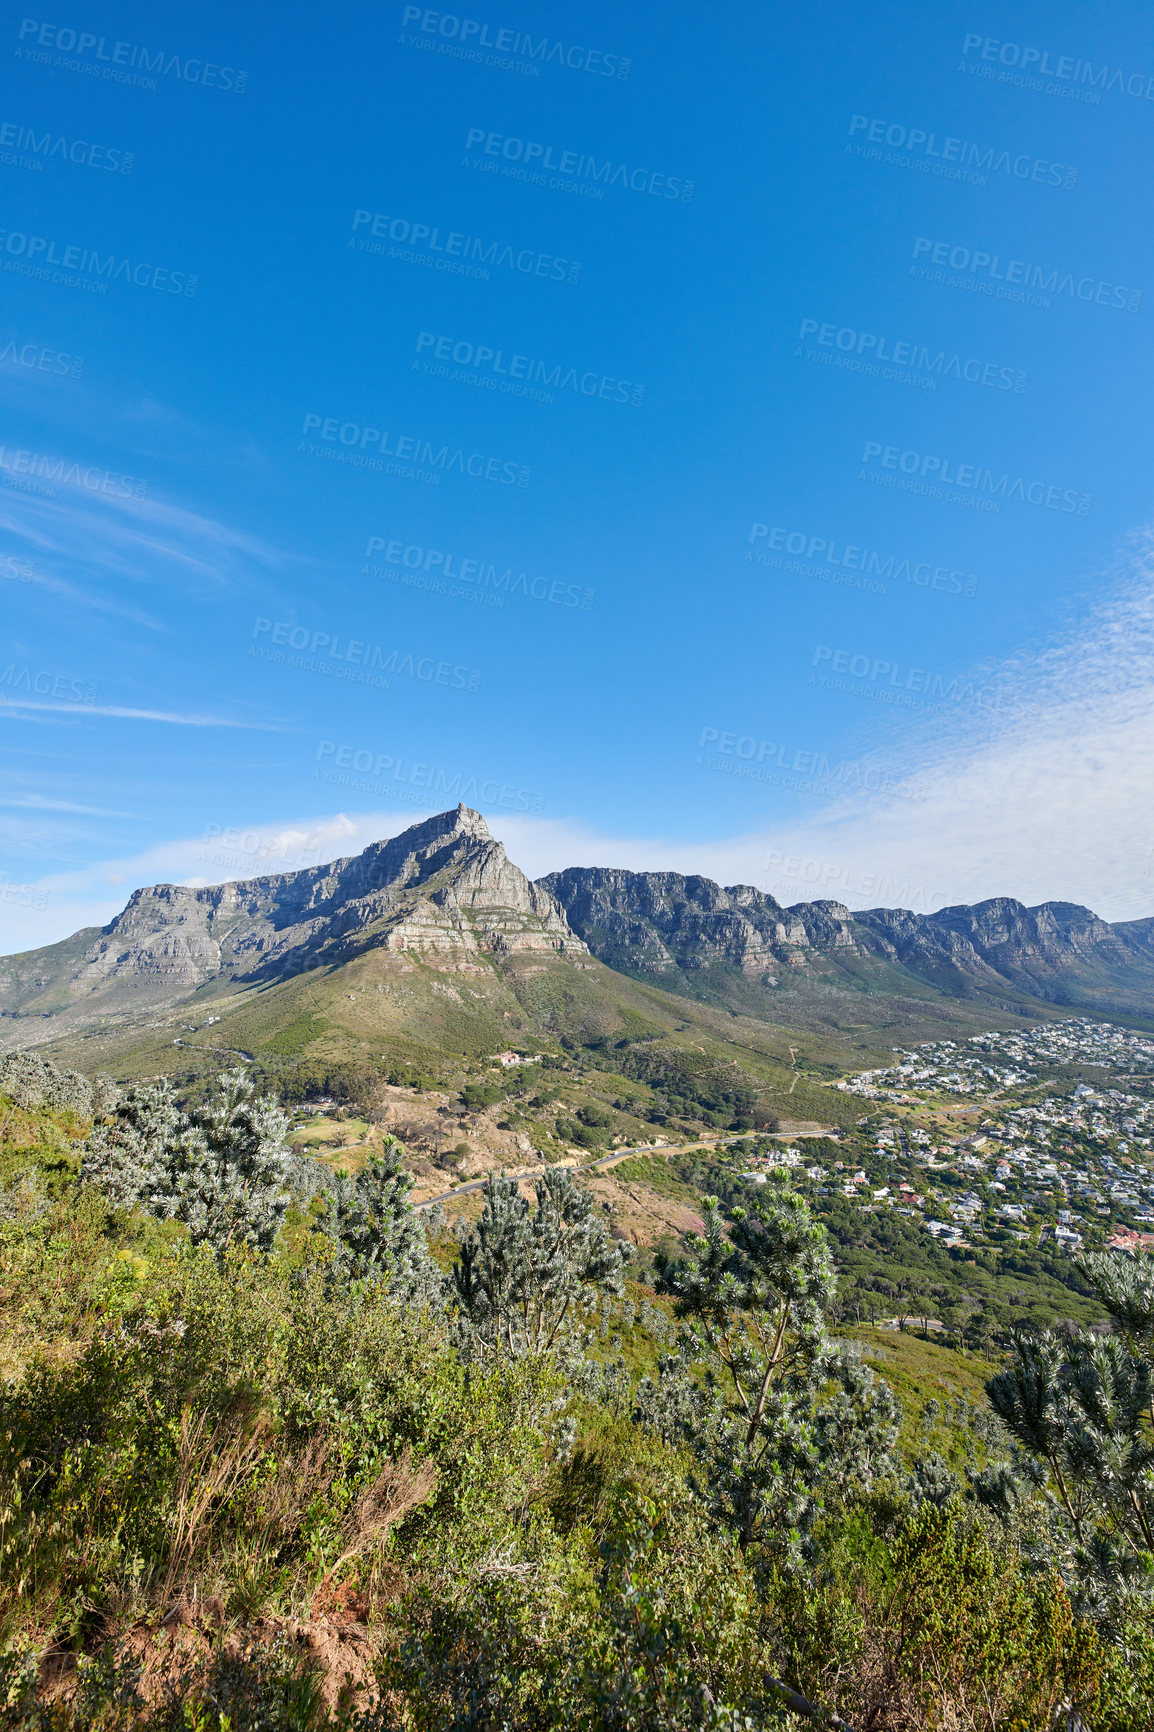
586,1173,706,1249
40,1599,382,1717
361,1083,546,1196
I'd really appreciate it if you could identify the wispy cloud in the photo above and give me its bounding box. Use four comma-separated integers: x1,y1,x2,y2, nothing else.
0,454,323,632
0,696,286,728
0,793,135,816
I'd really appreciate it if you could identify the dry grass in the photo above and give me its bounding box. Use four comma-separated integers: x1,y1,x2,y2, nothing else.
161,1402,272,1601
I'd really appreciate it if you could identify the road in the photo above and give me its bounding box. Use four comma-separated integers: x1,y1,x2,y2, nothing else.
412,1130,765,1211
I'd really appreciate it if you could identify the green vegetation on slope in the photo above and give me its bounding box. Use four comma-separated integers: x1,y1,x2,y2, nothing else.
6,1053,1154,1728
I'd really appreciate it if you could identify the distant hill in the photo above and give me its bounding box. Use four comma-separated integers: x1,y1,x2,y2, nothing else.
1,809,1151,1098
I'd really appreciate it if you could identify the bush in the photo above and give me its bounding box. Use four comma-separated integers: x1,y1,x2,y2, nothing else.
460,1082,505,1114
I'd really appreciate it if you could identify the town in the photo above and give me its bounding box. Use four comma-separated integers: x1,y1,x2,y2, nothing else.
799,1017,1154,1254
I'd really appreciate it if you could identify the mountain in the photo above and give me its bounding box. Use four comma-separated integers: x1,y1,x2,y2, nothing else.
3,811,1153,1093
856,900,1154,1018
537,870,873,985
1,808,855,1124
539,869,1154,1023
0,806,583,1039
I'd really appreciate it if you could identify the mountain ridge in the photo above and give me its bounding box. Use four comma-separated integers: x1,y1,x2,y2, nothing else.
540,867,1154,1021
3,811,1153,1064
0,806,583,1039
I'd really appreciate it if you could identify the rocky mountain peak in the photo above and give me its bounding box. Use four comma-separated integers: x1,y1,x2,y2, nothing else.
4,817,1154,1043
0,809,584,1035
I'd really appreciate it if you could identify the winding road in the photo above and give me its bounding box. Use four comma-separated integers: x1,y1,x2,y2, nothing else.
412,1130,766,1211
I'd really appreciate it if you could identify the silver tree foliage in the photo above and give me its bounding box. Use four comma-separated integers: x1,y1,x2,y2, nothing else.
318,1135,441,1303
635,1171,899,1569
451,1167,627,1360
981,1248,1154,1625
0,1049,118,1118
82,1068,297,1254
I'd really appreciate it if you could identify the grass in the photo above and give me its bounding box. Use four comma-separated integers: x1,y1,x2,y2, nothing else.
609,1154,704,1207
843,1324,997,1469
288,1116,372,1148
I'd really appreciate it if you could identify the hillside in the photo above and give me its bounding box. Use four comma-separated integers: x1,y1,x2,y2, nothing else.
2,1040,1150,1729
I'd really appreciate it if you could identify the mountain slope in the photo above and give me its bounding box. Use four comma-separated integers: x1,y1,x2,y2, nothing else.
857,900,1154,1017
4,812,1153,1093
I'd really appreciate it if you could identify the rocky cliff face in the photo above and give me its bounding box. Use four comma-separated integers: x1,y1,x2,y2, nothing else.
539,868,883,986
0,807,584,1029
856,899,1154,1010
541,870,1154,1017
4,816,1154,1040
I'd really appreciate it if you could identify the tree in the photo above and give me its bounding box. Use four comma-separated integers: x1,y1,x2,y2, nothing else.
81,1077,197,1213
1,1049,117,1119
939,1297,970,1347
319,1136,440,1303
451,1168,627,1361
636,1171,899,1568
82,1069,298,1255
982,1249,1154,1621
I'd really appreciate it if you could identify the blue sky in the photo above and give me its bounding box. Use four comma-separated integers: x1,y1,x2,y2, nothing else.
3,0,1154,949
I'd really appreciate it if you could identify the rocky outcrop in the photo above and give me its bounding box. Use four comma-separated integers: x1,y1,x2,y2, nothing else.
0,807,584,1029
856,899,1154,1011
540,870,1154,1017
